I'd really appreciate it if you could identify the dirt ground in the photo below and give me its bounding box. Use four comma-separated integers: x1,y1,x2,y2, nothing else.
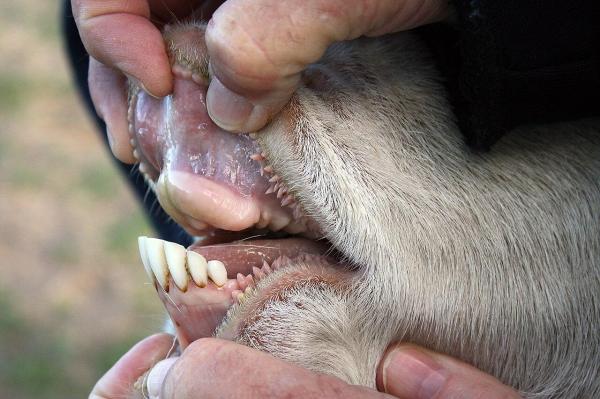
0,1,166,397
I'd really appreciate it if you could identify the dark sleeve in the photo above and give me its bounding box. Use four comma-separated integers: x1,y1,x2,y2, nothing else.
61,0,193,247
428,1,600,150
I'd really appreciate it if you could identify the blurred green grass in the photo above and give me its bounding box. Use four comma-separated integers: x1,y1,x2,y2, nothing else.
0,74,30,112
0,290,78,398
77,164,119,199
104,211,152,256
0,290,151,398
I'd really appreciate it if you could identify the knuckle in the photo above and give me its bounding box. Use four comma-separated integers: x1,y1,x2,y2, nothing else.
162,340,236,398
184,338,227,363
205,12,286,89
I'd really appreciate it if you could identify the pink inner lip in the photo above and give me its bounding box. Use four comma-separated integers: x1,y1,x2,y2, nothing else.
134,78,266,195
131,76,314,236
133,78,267,194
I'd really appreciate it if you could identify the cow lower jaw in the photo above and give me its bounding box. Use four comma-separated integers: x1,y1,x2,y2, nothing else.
137,235,342,348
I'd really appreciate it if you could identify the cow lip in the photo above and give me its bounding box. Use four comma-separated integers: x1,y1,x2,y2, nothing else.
130,76,318,237
142,230,342,348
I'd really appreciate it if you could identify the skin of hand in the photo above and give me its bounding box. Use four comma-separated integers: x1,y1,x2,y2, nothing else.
90,336,522,399
72,0,448,163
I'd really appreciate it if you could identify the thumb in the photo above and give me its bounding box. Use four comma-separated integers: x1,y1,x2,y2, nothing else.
89,333,175,399
376,344,522,399
205,0,448,133
72,0,173,98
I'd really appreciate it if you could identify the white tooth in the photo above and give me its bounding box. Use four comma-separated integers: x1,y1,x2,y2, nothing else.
145,238,169,290
137,236,153,281
207,260,227,287
269,213,290,232
164,241,188,291
187,251,208,287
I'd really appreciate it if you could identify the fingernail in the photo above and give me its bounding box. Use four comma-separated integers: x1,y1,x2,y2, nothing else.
206,76,255,132
382,347,447,399
147,357,178,399
106,126,115,150
125,74,160,99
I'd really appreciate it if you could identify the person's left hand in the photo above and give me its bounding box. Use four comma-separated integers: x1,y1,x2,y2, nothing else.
91,336,521,399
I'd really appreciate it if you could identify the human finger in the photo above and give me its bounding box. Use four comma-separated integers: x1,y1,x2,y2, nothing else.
72,0,173,97
205,0,448,132
377,344,522,399
87,58,136,163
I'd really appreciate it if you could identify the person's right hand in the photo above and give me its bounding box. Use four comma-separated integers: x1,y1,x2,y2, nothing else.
72,0,448,164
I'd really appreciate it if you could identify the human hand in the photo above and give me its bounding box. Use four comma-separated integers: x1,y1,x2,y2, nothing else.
72,0,448,163
91,336,521,399
71,0,220,163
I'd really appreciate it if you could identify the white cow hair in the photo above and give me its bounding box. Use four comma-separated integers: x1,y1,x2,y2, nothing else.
216,33,600,398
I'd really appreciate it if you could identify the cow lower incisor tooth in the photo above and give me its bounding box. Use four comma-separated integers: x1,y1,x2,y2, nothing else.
207,260,227,287
163,241,188,291
145,238,169,291
187,251,208,287
137,236,153,281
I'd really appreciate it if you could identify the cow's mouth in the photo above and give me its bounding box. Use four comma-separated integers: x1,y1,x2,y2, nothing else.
129,52,347,348
137,234,339,348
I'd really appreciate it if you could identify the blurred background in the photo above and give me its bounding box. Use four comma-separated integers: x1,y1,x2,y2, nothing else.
0,1,166,397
